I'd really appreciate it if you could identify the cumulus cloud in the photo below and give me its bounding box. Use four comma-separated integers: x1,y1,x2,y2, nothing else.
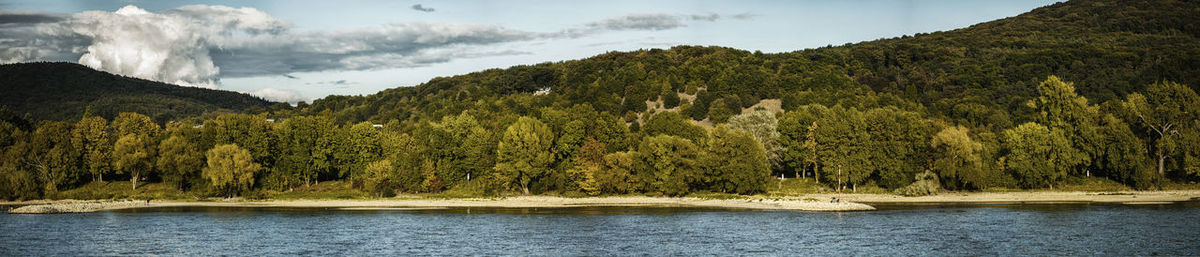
0,5,740,92
411,4,435,12
248,87,307,103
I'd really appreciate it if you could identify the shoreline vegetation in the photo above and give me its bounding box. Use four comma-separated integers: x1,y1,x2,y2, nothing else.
8,190,1200,214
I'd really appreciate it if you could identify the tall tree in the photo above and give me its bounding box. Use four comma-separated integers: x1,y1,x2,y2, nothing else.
494,117,554,194
156,135,203,190
113,134,152,190
1123,81,1200,176
703,125,770,194
639,135,701,196
203,144,261,197
931,126,984,190
1027,76,1099,175
727,110,783,172
1003,122,1083,189
72,116,111,182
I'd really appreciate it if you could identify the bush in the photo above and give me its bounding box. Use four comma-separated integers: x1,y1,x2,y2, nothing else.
894,171,942,196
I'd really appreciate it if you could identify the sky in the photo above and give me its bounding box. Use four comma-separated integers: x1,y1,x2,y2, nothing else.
0,0,1057,103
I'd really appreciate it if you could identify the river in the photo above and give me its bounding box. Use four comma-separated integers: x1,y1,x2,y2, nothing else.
2,203,1199,256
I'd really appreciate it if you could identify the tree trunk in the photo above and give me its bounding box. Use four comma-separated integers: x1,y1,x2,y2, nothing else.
131,174,138,190
1158,154,1166,175
522,185,530,195
813,163,820,183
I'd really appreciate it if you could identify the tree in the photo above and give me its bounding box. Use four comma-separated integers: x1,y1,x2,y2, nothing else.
203,144,261,197
111,112,160,140
275,116,338,188
73,116,111,182
1027,76,1098,175
727,110,783,172
707,98,736,123
113,134,152,190
817,106,871,191
566,138,607,195
1003,123,1083,189
156,135,203,190
494,117,554,194
362,160,394,197
642,111,707,144
598,151,641,194
202,114,276,169
1123,81,1200,176
26,121,83,193
703,125,770,194
931,126,983,190
1095,115,1157,189
639,135,701,196
779,104,831,181
862,107,930,189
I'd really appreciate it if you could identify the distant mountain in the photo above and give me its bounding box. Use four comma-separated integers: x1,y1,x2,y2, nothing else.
307,0,1200,130
0,62,276,123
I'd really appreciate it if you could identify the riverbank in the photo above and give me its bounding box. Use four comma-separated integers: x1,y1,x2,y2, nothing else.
6,196,876,214
803,190,1200,204
8,190,1200,214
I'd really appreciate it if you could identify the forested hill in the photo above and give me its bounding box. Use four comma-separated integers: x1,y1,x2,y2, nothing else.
307,0,1199,128
0,62,276,123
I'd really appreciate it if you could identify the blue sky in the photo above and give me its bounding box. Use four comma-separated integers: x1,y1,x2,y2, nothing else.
0,0,1056,103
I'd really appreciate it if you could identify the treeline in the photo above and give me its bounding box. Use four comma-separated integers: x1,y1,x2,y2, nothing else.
2,76,1198,200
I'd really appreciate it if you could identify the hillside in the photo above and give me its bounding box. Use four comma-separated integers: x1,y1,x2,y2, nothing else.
0,62,276,123
306,0,1200,131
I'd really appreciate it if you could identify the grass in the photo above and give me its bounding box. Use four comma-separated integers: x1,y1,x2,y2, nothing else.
51,181,196,200
1058,176,1133,192
766,177,830,196
260,181,371,200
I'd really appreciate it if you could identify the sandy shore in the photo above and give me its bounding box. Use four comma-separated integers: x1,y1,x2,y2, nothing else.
6,196,875,214
9,190,1199,214
804,190,1200,204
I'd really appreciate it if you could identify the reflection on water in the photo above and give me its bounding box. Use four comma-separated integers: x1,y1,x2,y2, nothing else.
3,203,1199,256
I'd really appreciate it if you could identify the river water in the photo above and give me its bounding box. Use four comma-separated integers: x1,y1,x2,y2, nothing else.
2,203,1199,256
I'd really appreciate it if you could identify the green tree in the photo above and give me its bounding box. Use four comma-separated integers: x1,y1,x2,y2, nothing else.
931,126,984,190
203,144,261,197
274,116,339,188
1123,81,1200,176
1027,76,1099,175
1096,115,1157,189
494,117,554,194
73,116,111,182
27,121,83,193
642,111,707,144
362,159,394,197
707,98,736,123
598,152,641,194
779,104,831,181
113,134,152,190
202,114,276,169
111,112,160,140
1003,123,1083,189
727,110,783,172
566,138,606,195
703,125,770,194
639,135,701,196
156,135,203,190
863,107,931,189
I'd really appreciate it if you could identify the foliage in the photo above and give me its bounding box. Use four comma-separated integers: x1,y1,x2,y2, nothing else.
494,117,555,194
203,144,262,197
1002,123,1083,189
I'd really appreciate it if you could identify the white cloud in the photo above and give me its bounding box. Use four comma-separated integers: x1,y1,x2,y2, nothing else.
248,87,307,103
0,6,739,92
